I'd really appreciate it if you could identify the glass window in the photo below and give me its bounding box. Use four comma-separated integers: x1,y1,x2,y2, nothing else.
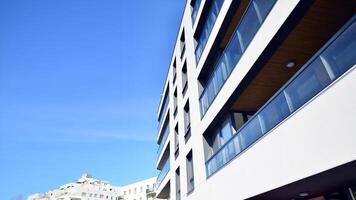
186,151,194,193
200,92,208,115
220,119,233,144
220,119,235,158
184,101,191,135
176,168,181,200
212,129,220,152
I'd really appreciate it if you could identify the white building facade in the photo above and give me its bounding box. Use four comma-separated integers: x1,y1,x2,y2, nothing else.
28,174,121,200
155,0,356,199
28,175,158,200
119,177,157,200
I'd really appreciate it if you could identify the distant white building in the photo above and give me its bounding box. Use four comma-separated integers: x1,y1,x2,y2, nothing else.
28,174,159,200
119,177,156,200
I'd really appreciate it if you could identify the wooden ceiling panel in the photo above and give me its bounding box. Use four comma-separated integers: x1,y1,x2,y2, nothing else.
232,0,356,112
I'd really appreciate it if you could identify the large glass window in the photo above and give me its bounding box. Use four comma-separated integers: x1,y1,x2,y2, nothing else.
175,168,181,200
173,59,177,84
182,61,188,96
174,123,179,159
173,88,178,117
184,101,191,143
186,151,194,194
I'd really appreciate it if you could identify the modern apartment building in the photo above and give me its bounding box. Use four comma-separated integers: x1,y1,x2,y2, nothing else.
28,174,158,200
155,0,356,199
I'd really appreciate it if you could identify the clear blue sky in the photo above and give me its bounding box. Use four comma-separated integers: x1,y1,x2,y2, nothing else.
0,0,184,199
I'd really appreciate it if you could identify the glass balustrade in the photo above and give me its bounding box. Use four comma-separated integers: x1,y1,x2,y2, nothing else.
157,123,170,158
206,17,356,177
157,157,170,188
195,0,224,63
157,95,169,130
199,0,276,116
191,0,202,25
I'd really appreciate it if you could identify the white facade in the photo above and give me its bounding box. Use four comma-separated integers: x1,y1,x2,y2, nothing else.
119,177,157,200
28,174,121,200
155,0,356,200
28,175,158,200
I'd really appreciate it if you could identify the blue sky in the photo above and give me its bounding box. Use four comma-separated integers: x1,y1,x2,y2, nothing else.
0,0,184,199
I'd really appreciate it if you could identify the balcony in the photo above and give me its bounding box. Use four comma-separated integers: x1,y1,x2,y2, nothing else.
205,16,356,177
195,0,224,63
199,0,277,117
157,157,170,188
146,188,156,199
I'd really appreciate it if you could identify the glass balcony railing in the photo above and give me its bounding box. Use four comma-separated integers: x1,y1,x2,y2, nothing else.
199,0,277,117
157,123,170,158
195,0,224,63
205,16,356,177
157,157,170,188
157,95,169,131
191,0,202,25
